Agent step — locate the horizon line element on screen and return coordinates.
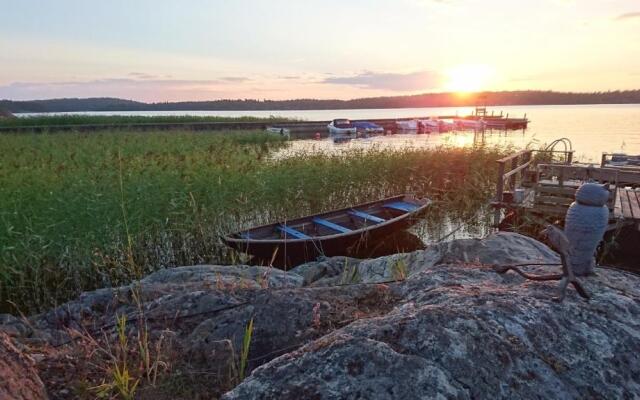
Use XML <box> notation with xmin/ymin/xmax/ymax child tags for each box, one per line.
<box><xmin>2</xmin><ymin>88</ymin><xmax>640</xmax><ymax>104</ymax></box>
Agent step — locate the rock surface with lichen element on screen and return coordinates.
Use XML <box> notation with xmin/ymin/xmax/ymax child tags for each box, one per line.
<box><xmin>1</xmin><ymin>232</ymin><xmax>639</xmax><ymax>399</ymax></box>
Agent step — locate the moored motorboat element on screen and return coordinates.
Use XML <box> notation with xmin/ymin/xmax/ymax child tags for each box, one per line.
<box><xmin>223</xmin><ymin>194</ymin><xmax>431</xmax><ymax>267</ymax></box>
<box><xmin>416</xmin><ymin>118</ymin><xmax>449</xmax><ymax>133</ymax></box>
<box><xmin>628</xmin><ymin>156</ymin><xmax>640</xmax><ymax>166</ymax></box>
<box><xmin>396</xmin><ymin>119</ymin><xmax>418</xmax><ymax>130</ymax></box>
<box><xmin>327</xmin><ymin>119</ymin><xmax>357</xmax><ymax>135</ymax></box>
<box><xmin>607</xmin><ymin>152</ymin><xmax>629</xmax><ymax>167</ymax></box>
<box><xmin>419</xmin><ymin>119</ymin><xmax>440</xmax><ymax>132</ymax></box>
<box><xmin>352</xmin><ymin>121</ymin><xmax>384</xmax><ymax>136</ymax></box>
<box><xmin>454</xmin><ymin>117</ymin><xmax>487</xmax><ymax>130</ymax></box>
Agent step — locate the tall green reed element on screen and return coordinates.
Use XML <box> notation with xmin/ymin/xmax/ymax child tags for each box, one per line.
<box><xmin>0</xmin><ymin>129</ymin><xmax>506</xmax><ymax>313</ymax></box>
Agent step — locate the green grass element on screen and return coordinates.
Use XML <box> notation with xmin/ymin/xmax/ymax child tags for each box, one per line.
<box><xmin>0</xmin><ymin>130</ymin><xmax>507</xmax><ymax>313</ymax></box>
<box><xmin>0</xmin><ymin>114</ymin><xmax>296</xmax><ymax>128</ymax></box>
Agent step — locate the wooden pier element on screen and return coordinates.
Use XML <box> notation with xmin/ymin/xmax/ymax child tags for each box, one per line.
<box><xmin>0</xmin><ymin>115</ymin><xmax>529</xmax><ymax>137</ymax></box>
<box><xmin>491</xmin><ymin>149</ymin><xmax>640</xmax><ymax>231</ymax></box>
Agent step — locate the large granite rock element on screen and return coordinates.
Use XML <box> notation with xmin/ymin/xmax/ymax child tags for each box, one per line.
<box><xmin>0</xmin><ymin>332</ymin><xmax>48</xmax><ymax>400</ymax></box>
<box><xmin>225</xmin><ymin>233</ymin><xmax>640</xmax><ymax>399</ymax></box>
<box><xmin>21</xmin><ymin>263</ymin><xmax>401</xmax><ymax>398</ymax></box>
<box><xmin>3</xmin><ymin>232</ymin><xmax>639</xmax><ymax>399</ymax></box>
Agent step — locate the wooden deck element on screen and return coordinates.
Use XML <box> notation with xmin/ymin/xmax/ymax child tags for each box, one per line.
<box><xmin>491</xmin><ymin>149</ymin><xmax>640</xmax><ymax>231</ymax></box>
<box><xmin>615</xmin><ymin>188</ymin><xmax>640</xmax><ymax>222</ymax></box>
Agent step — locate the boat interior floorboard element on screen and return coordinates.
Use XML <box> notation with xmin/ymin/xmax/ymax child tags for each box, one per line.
<box><xmin>383</xmin><ymin>201</ymin><xmax>419</xmax><ymax>212</ymax></box>
<box><xmin>312</xmin><ymin>217</ymin><xmax>352</xmax><ymax>233</ymax></box>
<box><xmin>277</xmin><ymin>224</ymin><xmax>311</xmax><ymax>239</ymax></box>
<box><xmin>348</xmin><ymin>210</ymin><xmax>386</xmax><ymax>224</ymax></box>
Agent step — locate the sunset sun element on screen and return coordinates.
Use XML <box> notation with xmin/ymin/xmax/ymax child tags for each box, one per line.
<box><xmin>446</xmin><ymin>64</ymin><xmax>495</xmax><ymax>93</ymax></box>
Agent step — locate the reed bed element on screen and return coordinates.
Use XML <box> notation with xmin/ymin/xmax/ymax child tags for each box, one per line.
<box><xmin>0</xmin><ymin>130</ymin><xmax>507</xmax><ymax>313</ymax></box>
<box><xmin>0</xmin><ymin>114</ymin><xmax>296</xmax><ymax>128</ymax></box>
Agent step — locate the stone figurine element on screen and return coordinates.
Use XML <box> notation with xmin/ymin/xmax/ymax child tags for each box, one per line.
<box><xmin>564</xmin><ymin>182</ymin><xmax>610</xmax><ymax>276</ymax></box>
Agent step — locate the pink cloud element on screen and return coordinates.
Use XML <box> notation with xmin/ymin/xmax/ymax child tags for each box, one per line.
<box><xmin>323</xmin><ymin>70</ymin><xmax>443</xmax><ymax>91</ymax></box>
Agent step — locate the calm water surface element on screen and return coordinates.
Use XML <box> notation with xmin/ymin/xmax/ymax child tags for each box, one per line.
<box><xmin>267</xmin><ymin>104</ymin><xmax>639</xmax><ymax>162</ymax></box>
<box><xmin>23</xmin><ymin>104</ymin><xmax>640</xmax><ymax>162</ymax></box>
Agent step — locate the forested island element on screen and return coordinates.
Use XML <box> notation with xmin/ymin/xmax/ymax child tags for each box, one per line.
<box><xmin>2</xmin><ymin>90</ymin><xmax>640</xmax><ymax>113</ymax></box>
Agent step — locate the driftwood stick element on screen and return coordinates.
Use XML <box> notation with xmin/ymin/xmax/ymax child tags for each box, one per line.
<box><xmin>494</xmin><ymin>225</ymin><xmax>590</xmax><ymax>302</ymax></box>
<box><xmin>555</xmin><ymin>278</ymin><xmax>570</xmax><ymax>302</ymax></box>
<box><xmin>555</xmin><ymin>249</ymin><xmax>590</xmax><ymax>302</ymax></box>
<box><xmin>493</xmin><ymin>265</ymin><xmax>563</xmax><ymax>281</ymax></box>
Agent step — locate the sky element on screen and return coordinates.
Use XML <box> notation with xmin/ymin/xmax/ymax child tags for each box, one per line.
<box><xmin>0</xmin><ymin>0</ymin><xmax>639</xmax><ymax>102</ymax></box>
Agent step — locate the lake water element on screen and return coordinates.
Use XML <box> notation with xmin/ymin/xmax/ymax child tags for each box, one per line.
<box><xmin>21</xmin><ymin>104</ymin><xmax>640</xmax><ymax>162</ymax></box>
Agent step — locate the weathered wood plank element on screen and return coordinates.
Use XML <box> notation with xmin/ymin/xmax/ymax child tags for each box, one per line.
<box><xmin>530</xmin><ymin>204</ymin><xmax>570</xmax><ymax>217</ymax></box>
<box><xmin>498</xmin><ymin>150</ymin><xmax>531</xmax><ymax>164</ymax></box>
<box><xmin>503</xmin><ymin>160</ymin><xmax>532</xmax><ymax>179</ymax></box>
<box><xmin>535</xmin><ymin>196</ymin><xmax>574</xmax><ymax>206</ymax></box>
<box><xmin>620</xmin><ymin>189</ymin><xmax>633</xmax><ymax>219</ymax></box>
<box><xmin>537</xmin><ymin>180</ymin><xmax>582</xmax><ymax>189</ymax></box>
<box><xmin>614</xmin><ymin>188</ymin><xmax>623</xmax><ymax>219</ymax></box>
<box><xmin>535</xmin><ymin>185</ymin><xmax>577</xmax><ymax>196</ymax></box>
<box><xmin>628</xmin><ymin>189</ymin><xmax>640</xmax><ymax>220</ymax></box>
<box><xmin>538</xmin><ymin>164</ymin><xmax>640</xmax><ymax>185</ymax></box>
<box><xmin>494</xmin><ymin>161</ymin><xmax>506</xmax><ymax>226</ymax></box>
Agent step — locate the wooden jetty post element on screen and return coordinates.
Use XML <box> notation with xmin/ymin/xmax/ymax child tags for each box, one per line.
<box><xmin>493</xmin><ymin>149</ymin><xmax>537</xmax><ymax>226</ymax></box>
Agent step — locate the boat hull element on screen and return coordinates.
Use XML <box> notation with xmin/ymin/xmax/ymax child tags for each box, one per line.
<box><xmin>223</xmin><ymin>194</ymin><xmax>430</xmax><ymax>268</ymax></box>
<box><xmin>328</xmin><ymin>126</ymin><xmax>357</xmax><ymax>135</ymax></box>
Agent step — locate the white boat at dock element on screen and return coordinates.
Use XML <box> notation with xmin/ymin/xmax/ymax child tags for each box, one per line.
<box><xmin>327</xmin><ymin>119</ymin><xmax>357</xmax><ymax>135</ymax></box>
<box><xmin>602</xmin><ymin>152</ymin><xmax>640</xmax><ymax>168</ymax></box>
<box><xmin>397</xmin><ymin>118</ymin><xmax>456</xmax><ymax>133</ymax></box>
<box><xmin>454</xmin><ymin>118</ymin><xmax>487</xmax><ymax>130</ymax></box>
<box><xmin>352</xmin><ymin>121</ymin><xmax>384</xmax><ymax>135</ymax></box>
<box><xmin>395</xmin><ymin>120</ymin><xmax>418</xmax><ymax>130</ymax></box>
<box><xmin>419</xmin><ymin>118</ymin><xmax>456</xmax><ymax>133</ymax></box>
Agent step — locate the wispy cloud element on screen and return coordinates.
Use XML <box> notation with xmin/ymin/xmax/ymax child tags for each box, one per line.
<box><xmin>323</xmin><ymin>70</ymin><xmax>442</xmax><ymax>91</ymax></box>
<box><xmin>615</xmin><ymin>12</ymin><xmax>640</xmax><ymax>21</ymax></box>
<box><xmin>219</xmin><ymin>76</ymin><xmax>251</xmax><ymax>83</ymax></box>
<box><xmin>127</xmin><ymin>72</ymin><xmax>158</xmax><ymax>80</ymax></box>
<box><xmin>278</xmin><ymin>75</ymin><xmax>302</xmax><ymax>80</ymax></box>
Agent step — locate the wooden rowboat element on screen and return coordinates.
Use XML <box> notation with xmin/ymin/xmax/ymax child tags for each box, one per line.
<box><xmin>223</xmin><ymin>194</ymin><xmax>431</xmax><ymax>268</ymax></box>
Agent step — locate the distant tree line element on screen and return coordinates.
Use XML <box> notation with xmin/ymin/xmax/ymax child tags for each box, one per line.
<box><xmin>2</xmin><ymin>90</ymin><xmax>640</xmax><ymax>113</ymax></box>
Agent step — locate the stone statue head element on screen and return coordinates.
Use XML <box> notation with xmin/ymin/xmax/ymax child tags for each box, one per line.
<box><xmin>575</xmin><ymin>183</ymin><xmax>609</xmax><ymax>207</ymax></box>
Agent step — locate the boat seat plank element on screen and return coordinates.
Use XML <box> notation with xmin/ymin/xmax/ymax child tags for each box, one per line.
<box><xmin>312</xmin><ymin>218</ymin><xmax>352</xmax><ymax>233</ymax></box>
<box><xmin>348</xmin><ymin>210</ymin><xmax>385</xmax><ymax>224</ymax></box>
<box><xmin>383</xmin><ymin>201</ymin><xmax>419</xmax><ymax>213</ymax></box>
<box><xmin>277</xmin><ymin>225</ymin><xmax>311</xmax><ymax>239</ymax></box>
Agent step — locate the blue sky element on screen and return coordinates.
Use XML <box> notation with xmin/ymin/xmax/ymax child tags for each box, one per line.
<box><xmin>1</xmin><ymin>0</ymin><xmax>638</xmax><ymax>101</ymax></box>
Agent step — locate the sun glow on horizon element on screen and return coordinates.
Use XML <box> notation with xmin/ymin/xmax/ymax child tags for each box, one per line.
<box><xmin>445</xmin><ymin>65</ymin><xmax>495</xmax><ymax>93</ymax></box>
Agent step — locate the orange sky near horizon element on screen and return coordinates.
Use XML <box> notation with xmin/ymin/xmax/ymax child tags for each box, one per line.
<box><xmin>0</xmin><ymin>0</ymin><xmax>639</xmax><ymax>102</ymax></box>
